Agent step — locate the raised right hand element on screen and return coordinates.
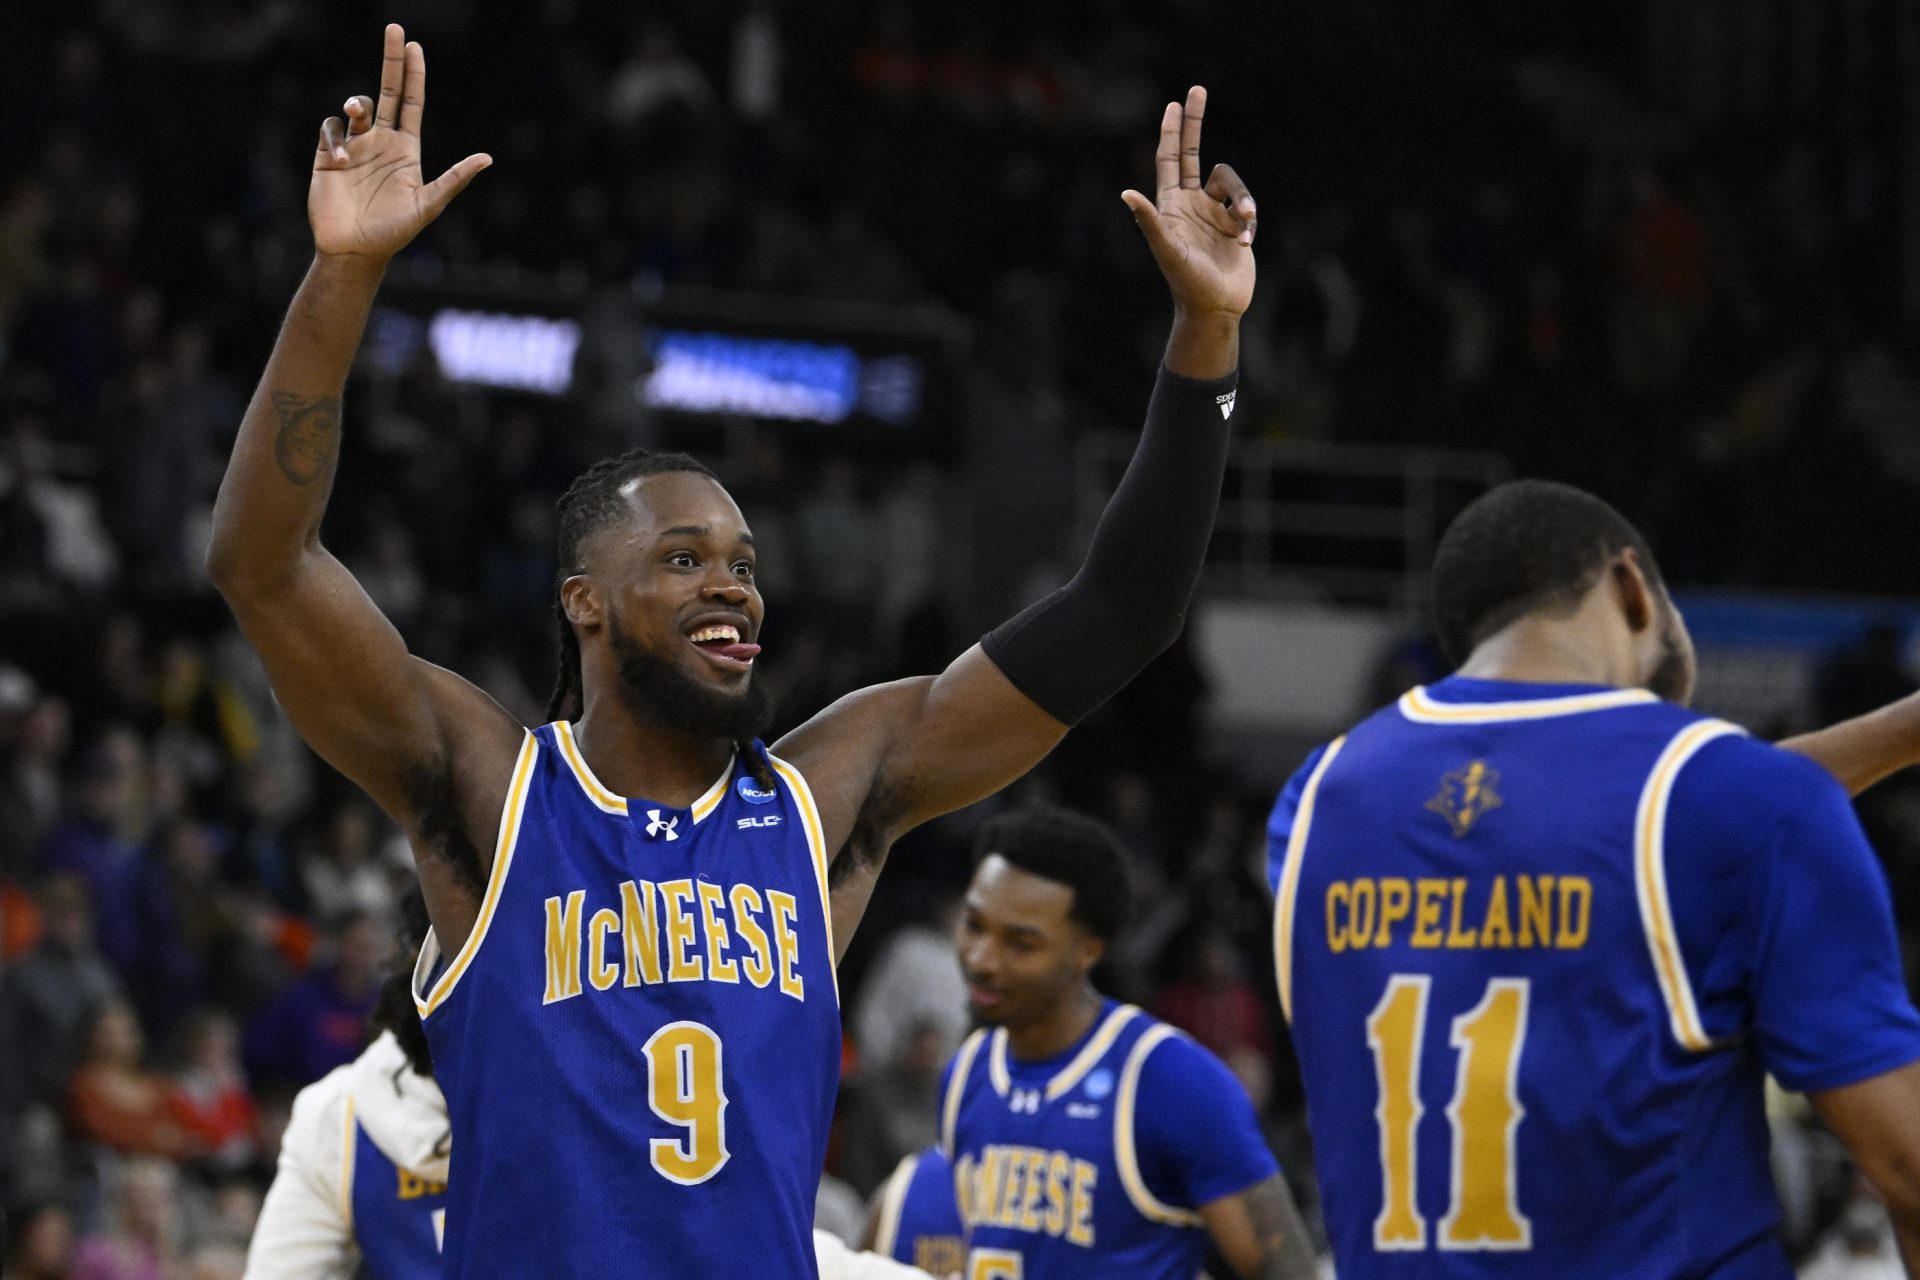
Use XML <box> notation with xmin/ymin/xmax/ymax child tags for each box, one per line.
<box><xmin>310</xmin><ymin>23</ymin><xmax>491</xmax><ymax>262</ymax></box>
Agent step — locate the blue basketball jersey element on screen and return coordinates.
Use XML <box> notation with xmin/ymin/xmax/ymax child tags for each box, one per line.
<box><xmin>413</xmin><ymin>722</ymin><xmax>840</xmax><ymax>1278</ymax></box>
<box><xmin>939</xmin><ymin>1000</ymin><xmax>1278</xmax><ymax>1279</ymax></box>
<box><xmin>1269</xmin><ymin>678</ymin><xmax>1920</xmax><ymax>1278</ymax></box>
<box><xmin>873</xmin><ymin>1147</ymin><xmax>966</xmax><ymax>1276</ymax></box>
<box><xmin>347</xmin><ymin>1116</ymin><xmax>445</xmax><ymax>1279</ymax></box>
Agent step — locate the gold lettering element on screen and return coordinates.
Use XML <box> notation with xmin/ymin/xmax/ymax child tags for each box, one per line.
<box><xmin>697</xmin><ymin>882</ymin><xmax>740</xmax><ymax>983</ymax></box>
<box><xmin>980</xmin><ymin>1148</ymin><xmax>1010</xmax><ymax>1227</ymax></box>
<box><xmin>1480</xmin><ymin>875</ymin><xmax>1514</xmax><ymax>948</ymax></box>
<box><xmin>954</xmin><ymin>1153</ymin><xmax>976</xmax><ymax>1226</ymax></box>
<box><xmin>1326</xmin><ymin>881</ymin><xmax>1351</xmax><ymax>953</ymax></box>
<box><xmin>768</xmin><ymin>889</ymin><xmax>806</xmax><ymax>1001</ymax></box>
<box><xmin>1069</xmin><ymin>1160</ymin><xmax>1098</xmax><ymax>1246</ymax></box>
<box><xmin>619</xmin><ymin>879</ymin><xmax>663</xmax><ymax>986</ymax></box>
<box><xmin>1377</xmin><ymin>877</ymin><xmax>1412</xmax><ymax>947</ymax></box>
<box><xmin>1557</xmin><ymin>876</ymin><xmax>1592</xmax><ymax>948</ymax></box>
<box><xmin>1017</xmin><ymin>1148</ymin><xmax>1047</xmax><ymax>1232</ymax></box>
<box><xmin>1445</xmin><ymin>878</ymin><xmax>1478</xmax><ymax>948</ymax></box>
<box><xmin>1350</xmin><ymin>878</ymin><xmax>1378</xmax><ymax>949</ymax></box>
<box><xmin>587</xmin><ymin>907</ymin><xmax>620</xmax><ymax>991</ymax></box>
<box><xmin>730</xmin><ymin>885</ymin><xmax>775</xmax><ymax>988</ymax></box>
<box><xmin>658</xmin><ymin>879</ymin><xmax>703</xmax><ymax>982</ymax></box>
<box><xmin>541</xmin><ymin>890</ymin><xmax>586</xmax><ymax>1004</ymax></box>
<box><xmin>1044</xmin><ymin>1151</ymin><xmax>1071</xmax><ymax>1236</ymax></box>
<box><xmin>1518</xmin><ymin>875</ymin><xmax>1554</xmax><ymax>948</ymax></box>
<box><xmin>395</xmin><ymin>1169</ymin><xmax>444</xmax><ymax>1199</ymax></box>
<box><xmin>997</xmin><ymin>1147</ymin><xmax>1028</xmax><ymax>1226</ymax></box>
<box><xmin>1411</xmin><ymin>879</ymin><xmax>1446</xmax><ymax>947</ymax></box>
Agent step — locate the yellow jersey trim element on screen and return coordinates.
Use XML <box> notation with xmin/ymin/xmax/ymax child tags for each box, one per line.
<box><xmin>1114</xmin><ymin>1024</ymin><xmax>1205</xmax><ymax>1227</ymax></box>
<box><xmin>766</xmin><ymin>753</ymin><xmax>839</xmax><ymax>1004</ymax></box>
<box><xmin>873</xmin><ymin>1151</ymin><xmax>920</xmax><ymax>1258</ymax></box>
<box><xmin>1398</xmin><ymin>685</ymin><xmax>1658</xmax><ymax>725</ymax></box>
<box><xmin>338</xmin><ymin>1093</ymin><xmax>356</xmax><ymax>1232</ymax></box>
<box><xmin>987</xmin><ymin>1029</ymin><xmax>1012</xmax><ymax>1098</ymax></box>
<box><xmin>1634</xmin><ymin>719</ymin><xmax>1744</xmax><ymax>1053</ymax></box>
<box><xmin>1273</xmin><ymin>736</ymin><xmax>1346</xmax><ymax>1023</ymax></box>
<box><xmin>413</xmin><ymin>730</ymin><xmax>539</xmax><ymax>1019</ymax></box>
<box><xmin>1044</xmin><ymin>1004</ymin><xmax>1141</xmax><ymax>1102</ymax></box>
<box><xmin>552</xmin><ymin>719</ymin><xmax>627</xmax><ymax>814</ymax></box>
<box><xmin>941</xmin><ymin>1030</ymin><xmax>989</xmax><ymax>1159</ymax></box>
<box><xmin>551</xmin><ymin>720</ymin><xmax>734</xmax><ymax>822</ymax></box>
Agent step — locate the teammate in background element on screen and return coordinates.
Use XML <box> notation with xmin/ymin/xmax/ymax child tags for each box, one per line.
<box><xmin>1269</xmin><ymin>480</ymin><xmax>1920</xmax><ymax>1277</ymax></box>
<box><xmin>207</xmin><ymin>23</ymin><xmax>1257</xmax><ymax>1278</ymax></box>
<box><xmin>246</xmin><ymin>932</ymin><xmax>448</xmax><ymax>1278</ymax></box>
<box><xmin>865</xmin><ymin>1146</ymin><xmax>967</xmax><ymax>1277</ymax></box>
<box><xmin>942</xmin><ymin>807</ymin><xmax>1318</xmax><ymax>1279</ymax></box>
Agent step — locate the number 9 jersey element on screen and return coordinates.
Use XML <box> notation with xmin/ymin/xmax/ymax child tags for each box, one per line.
<box><xmin>1269</xmin><ymin>678</ymin><xmax>1920</xmax><ymax>1278</ymax></box>
<box><xmin>412</xmin><ymin>722</ymin><xmax>840</xmax><ymax>1278</ymax></box>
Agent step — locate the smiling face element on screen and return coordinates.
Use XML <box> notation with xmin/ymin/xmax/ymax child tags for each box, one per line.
<box><xmin>956</xmin><ymin>855</ymin><xmax>1104</xmax><ymax>1032</ymax></box>
<box><xmin>565</xmin><ymin>470</ymin><xmax>775</xmax><ymax>740</ymax></box>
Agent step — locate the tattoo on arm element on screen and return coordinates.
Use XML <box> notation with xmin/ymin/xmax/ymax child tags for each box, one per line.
<box><xmin>271</xmin><ymin>392</ymin><xmax>341</xmax><ymax>486</ymax></box>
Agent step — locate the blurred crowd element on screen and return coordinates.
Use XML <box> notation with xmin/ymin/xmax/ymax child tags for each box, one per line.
<box><xmin>4</xmin><ymin>0</ymin><xmax>1920</xmax><ymax>1274</ymax></box>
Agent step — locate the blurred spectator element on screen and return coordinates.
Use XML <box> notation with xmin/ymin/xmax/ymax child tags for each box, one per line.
<box><xmin>4</xmin><ymin>873</ymin><xmax>122</xmax><ymax>1107</ymax></box>
<box><xmin>1153</xmin><ymin>930</ymin><xmax>1274</xmax><ymax>1106</ymax></box>
<box><xmin>1798</xmin><ymin>1194</ymin><xmax>1904</xmax><ymax>1279</ymax></box>
<box><xmin>1</xmin><ymin>693</ymin><xmax>71</xmax><ymax>867</ymax></box>
<box><xmin>41</xmin><ymin>726</ymin><xmax>149</xmax><ymax>977</ymax></box>
<box><xmin>5</xmin><ymin>1201</ymin><xmax>77</xmax><ymax>1280</ymax></box>
<box><xmin>299</xmin><ymin>803</ymin><xmax>394</xmax><ymax>926</ymax></box>
<box><xmin>242</xmin><ymin>912</ymin><xmax>387</xmax><ymax>1088</ymax></box>
<box><xmin>838</xmin><ymin>1019</ymin><xmax>945</xmax><ymax>1196</ymax></box>
<box><xmin>851</xmin><ymin>898</ymin><xmax>968</xmax><ymax>1073</ymax></box>
<box><xmin>168</xmin><ymin>1010</ymin><xmax>260</xmax><ymax>1173</ymax></box>
<box><xmin>72</xmin><ymin>1158</ymin><xmax>179</xmax><ymax>1280</ymax></box>
<box><xmin>66</xmin><ymin>998</ymin><xmax>200</xmax><ymax>1160</ymax></box>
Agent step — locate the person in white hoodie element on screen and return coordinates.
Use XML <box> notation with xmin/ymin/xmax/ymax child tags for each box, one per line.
<box><xmin>245</xmin><ymin>904</ymin><xmax>931</xmax><ymax>1280</ymax></box>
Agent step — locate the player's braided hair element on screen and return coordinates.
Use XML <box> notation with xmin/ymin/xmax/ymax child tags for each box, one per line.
<box><xmin>546</xmin><ymin>447</ymin><xmax>775</xmax><ymax>790</ymax></box>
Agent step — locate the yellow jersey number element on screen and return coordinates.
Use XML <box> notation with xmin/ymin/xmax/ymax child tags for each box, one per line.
<box><xmin>643</xmin><ymin>1021</ymin><xmax>731</xmax><ymax>1185</ymax></box>
<box><xmin>1365</xmin><ymin>975</ymin><xmax>1532</xmax><ymax>1251</ymax></box>
<box><xmin>968</xmin><ymin>1248</ymin><xmax>1023</xmax><ymax>1280</ymax></box>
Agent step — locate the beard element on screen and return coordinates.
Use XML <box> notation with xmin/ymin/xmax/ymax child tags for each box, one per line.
<box><xmin>607</xmin><ymin>613</ymin><xmax>777</xmax><ymax>743</ymax></box>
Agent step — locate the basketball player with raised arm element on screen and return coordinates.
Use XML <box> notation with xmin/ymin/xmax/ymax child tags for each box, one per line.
<box><xmin>941</xmin><ymin>807</ymin><xmax>1318</xmax><ymax>1279</ymax></box>
<box><xmin>1269</xmin><ymin>480</ymin><xmax>1920</xmax><ymax>1277</ymax></box>
<box><xmin>208</xmin><ymin>24</ymin><xmax>1257</xmax><ymax>1278</ymax></box>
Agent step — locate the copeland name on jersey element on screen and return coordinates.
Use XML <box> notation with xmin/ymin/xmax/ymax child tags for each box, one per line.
<box><xmin>412</xmin><ymin>721</ymin><xmax>839</xmax><ymax>1279</ymax></box>
<box><xmin>1269</xmin><ymin>678</ymin><xmax>1920</xmax><ymax>1278</ymax></box>
<box><xmin>940</xmin><ymin>1000</ymin><xmax>1277</xmax><ymax>1280</ymax></box>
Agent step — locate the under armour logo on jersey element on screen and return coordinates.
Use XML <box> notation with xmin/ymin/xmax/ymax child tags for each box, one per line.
<box><xmin>644</xmin><ymin>809</ymin><xmax>680</xmax><ymax>841</ymax></box>
<box><xmin>1215</xmin><ymin>390</ymin><xmax>1236</xmax><ymax>420</ymax></box>
<box><xmin>1008</xmin><ymin>1088</ymin><xmax>1042</xmax><ymax>1114</ymax></box>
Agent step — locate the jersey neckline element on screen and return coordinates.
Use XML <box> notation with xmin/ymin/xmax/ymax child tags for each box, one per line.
<box><xmin>549</xmin><ymin>719</ymin><xmax>734</xmax><ymax>822</ymax></box>
<box><xmin>1400</xmin><ymin>678</ymin><xmax>1658</xmax><ymax>724</ymax></box>
<box><xmin>989</xmin><ymin>1000</ymin><xmax>1140</xmax><ymax>1103</ymax></box>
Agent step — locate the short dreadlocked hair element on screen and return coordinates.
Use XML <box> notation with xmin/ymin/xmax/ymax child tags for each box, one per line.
<box><xmin>548</xmin><ymin>447</ymin><xmax>719</xmax><ymax>723</ymax></box>
<box><xmin>546</xmin><ymin>447</ymin><xmax>775</xmax><ymax>787</ymax></box>
<box><xmin>1430</xmin><ymin>479</ymin><xmax>1664</xmax><ymax>666</ymax></box>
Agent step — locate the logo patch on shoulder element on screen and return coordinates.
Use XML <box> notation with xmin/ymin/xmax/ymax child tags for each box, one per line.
<box><xmin>1426</xmin><ymin>761</ymin><xmax>1502</xmax><ymax>838</ymax></box>
<box><xmin>737</xmin><ymin>776</ymin><xmax>778</xmax><ymax>805</ymax></box>
<box><xmin>1082</xmin><ymin>1068</ymin><xmax>1114</xmax><ymax>1101</ymax></box>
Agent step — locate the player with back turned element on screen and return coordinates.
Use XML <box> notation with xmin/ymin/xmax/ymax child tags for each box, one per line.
<box><xmin>1269</xmin><ymin>480</ymin><xmax>1920</xmax><ymax>1277</ymax></box>
<box><xmin>939</xmin><ymin>807</ymin><xmax>1318</xmax><ymax>1279</ymax></box>
<box><xmin>208</xmin><ymin>23</ymin><xmax>1259</xmax><ymax>1279</ymax></box>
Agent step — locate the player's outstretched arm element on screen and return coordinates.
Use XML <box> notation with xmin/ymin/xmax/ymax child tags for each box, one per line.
<box><xmin>777</xmin><ymin>88</ymin><xmax>1254</xmax><ymax>933</ymax></box>
<box><xmin>1200</xmin><ymin>1173</ymin><xmax>1320</xmax><ymax>1280</ymax></box>
<box><xmin>1809</xmin><ymin>1062</ymin><xmax>1920</xmax><ymax>1275</ymax></box>
<box><xmin>207</xmin><ymin>26</ymin><xmax>516</xmax><ymax>936</ymax></box>
<box><xmin>1778</xmin><ymin>688</ymin><xmax>1920</xmax><ymax>797</ymax></box>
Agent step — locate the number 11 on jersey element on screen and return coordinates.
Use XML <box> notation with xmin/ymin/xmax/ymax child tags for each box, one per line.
<box><xmin>1365</xmin><ymin>975</ymin><xmax>1532</xmax><ymax>1251</ymax></box>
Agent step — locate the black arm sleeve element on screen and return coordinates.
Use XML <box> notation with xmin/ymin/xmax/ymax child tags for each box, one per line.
<box><xmin>981</xmin><ymin>365</ymin><xmax>1238</xmax><ymax>725</ymax></box>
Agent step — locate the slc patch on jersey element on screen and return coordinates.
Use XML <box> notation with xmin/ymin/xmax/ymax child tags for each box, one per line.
<box><xmin>1426</xmin><ymin>760</ymin><xmax>1502</xmax><ymax>837</ymax></box>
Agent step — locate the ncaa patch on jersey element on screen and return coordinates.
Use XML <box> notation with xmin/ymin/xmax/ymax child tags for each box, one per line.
<box><xmin>737</xmin><ymin>776</ymin><xmax>778</xmax><ymax>804</ymax></box>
